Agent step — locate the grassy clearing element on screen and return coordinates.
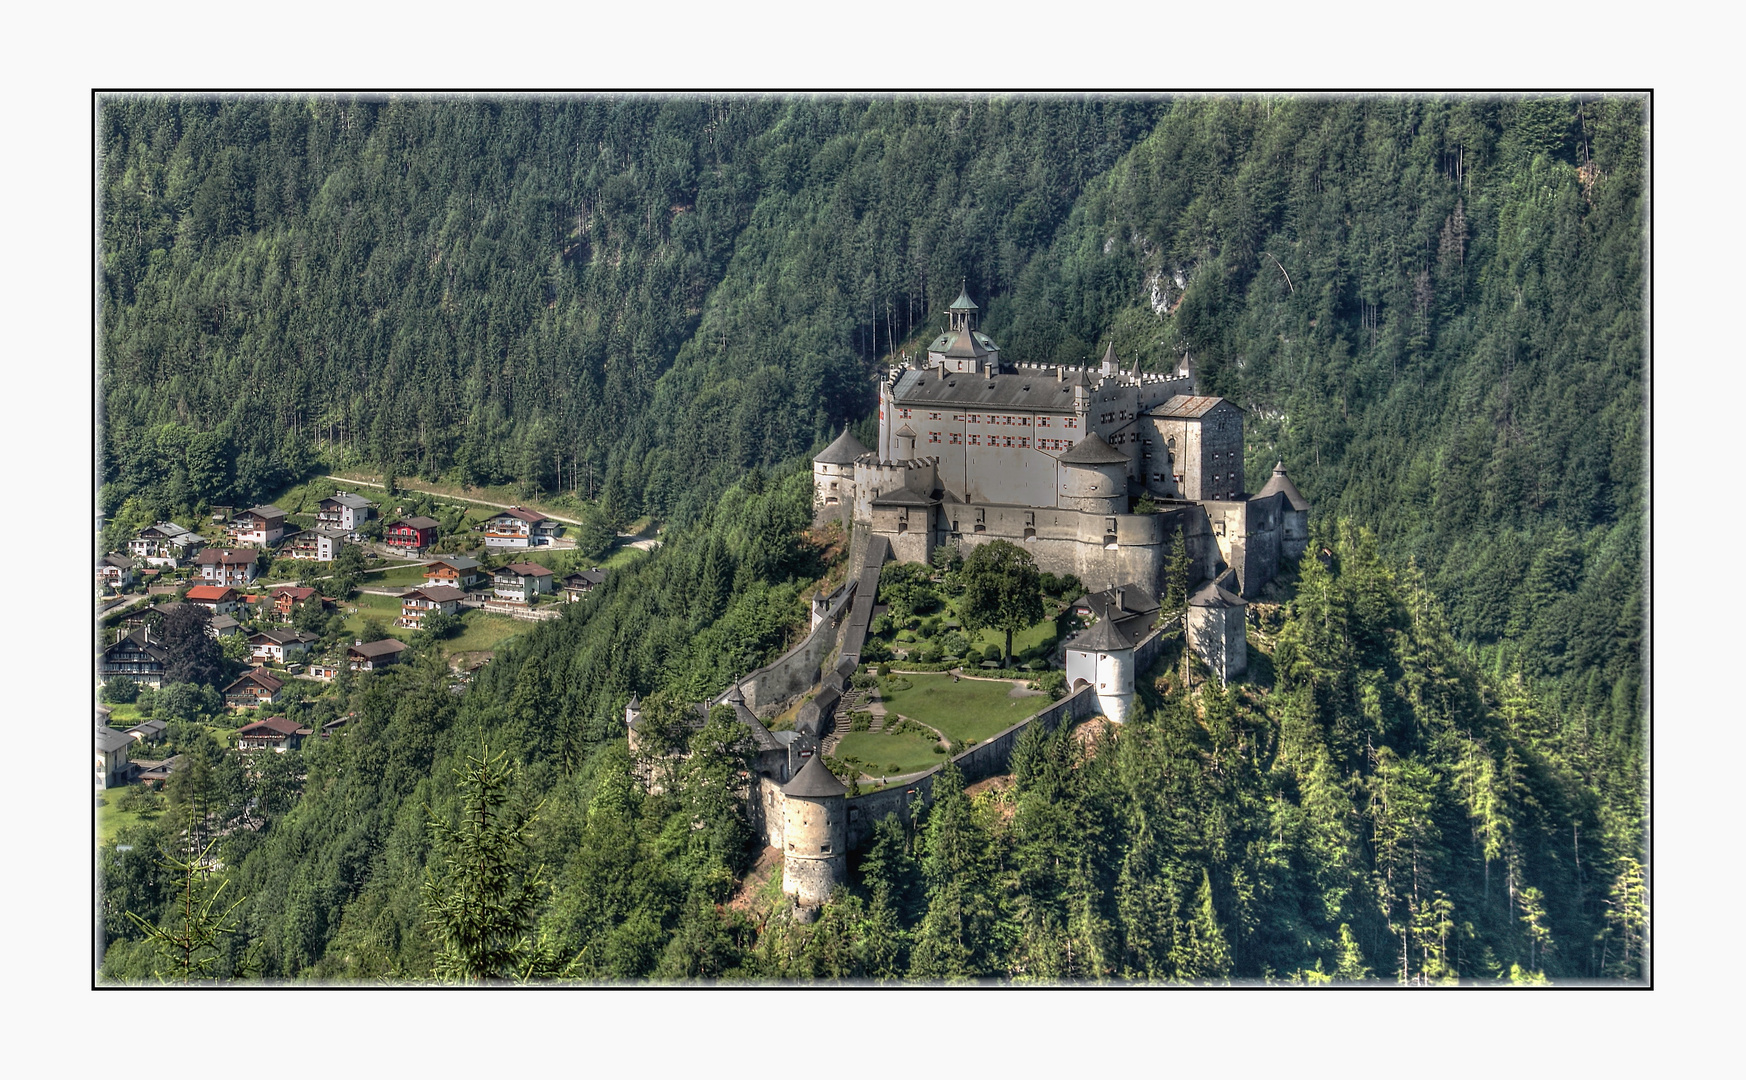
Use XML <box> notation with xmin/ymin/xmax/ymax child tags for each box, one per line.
<box><xmin>831</xmin><ymin>730</ymin><xmax>944</xmax><ymax>778</ymax></box>
<box><xmin>441</xmin><ymin>611</ymin><xmax>523</xmax><ymax>657</ymax></box>
<box><xmin>340</xmin><ymin>592</ymin><xmax>412</xmax><ymax>641</ymax></box>
<box><xmin>970</xmin><ymin>616</ymin><xmax>1058</xmax><ymax>660</ymax></box>
<box><xmin>361</xmin><ymin>563</ymin><xmax>430</xmax><ymax>588</ymax></box>
<box><xmin>97</xmin><ymin>795</ymin><xmax>165</xmax><ymax>846</ymax></box>
<box><xmin>879</xmin><ymin>672</ymin><xmax>1043</xmax><ymax>744</ymax></box>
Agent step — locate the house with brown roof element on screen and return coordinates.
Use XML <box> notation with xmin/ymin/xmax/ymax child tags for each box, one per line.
<box><xmin>185</xmin><ymin>584</ymin><xmax>240</xmax><ymax>615</ymax></box>
<box><xmin>238</xmin><ymin>715</ymin><xmax>310</xmax><ymax>752</ymax></box>
<box><xmin>100</xmin><ymin>628</ymin><xmax>170</xmax><ymax>689</ymax></box>
<box><xmin>347</xmin><ymin>638</ymin><xmax>410</xmax><ymax>670</ymax></box>
<box><xmin>423</xmin><ymin>556</ymin><xmax>484</xmax><ymax>590</ymax></box>
<box><xmin>268</xmin><ymin>585</ymin><xmax>322</xmax><ymax>621</ymax></box>
<box><xmin>493</xmin><ymin>562</ymin><xmax>554</xmax><ymax>603</ymax></box>
<box><xmin>230</xmin><ymin>505</ymin><xmax>289</xmax><ymax>548</ymax></box>
<box><xmin>224</xmin><ymin>667</ymin><xmax>284</xmax><ymax>707</ymax></box>
<box><xmin>195</xmin><ymin>548</ymin><xmax>259</xmax><ymax>586</ymax></box>
<box><xmin>562</xmin><ymin>568</ymin><xmax>606</xmax><ymax>601</ymax></box>
<box><xmin>399</xmin><ymin>585</ymin><xmax>465</xmax><ymax>630</ymax></box>
<box><xmin>385</xmin><ymin>517</ymin><xmax>441</xmax><ymax>553</ymax></box>
<box><xmin>281</xmin><ymin>527</ymin><xmax>346</xmax><ymax>562</ymax></box>
<box><xmin>483</xmin><ymin>507</ymin><xmax>559</xmax><ymax>549</ymax></box>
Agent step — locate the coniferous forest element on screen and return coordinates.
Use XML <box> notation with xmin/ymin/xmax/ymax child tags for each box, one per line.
<box><xmin>97</xmin><ymin>94</ymin><xmax>1646</xmax><ymax>983</ymax></box>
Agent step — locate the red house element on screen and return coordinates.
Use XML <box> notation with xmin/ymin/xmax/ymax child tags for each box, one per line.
<box><xmin>269</xmin><ymin>585</ymin><xmax>322</xmax><ymax>620</ymax></box>
<box><xmin>385</xmin><ymin>517</ymin><xmax>441</xmax><ymax>553</ymax></box>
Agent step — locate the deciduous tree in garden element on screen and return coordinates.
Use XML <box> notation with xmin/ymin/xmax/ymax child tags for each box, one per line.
<box><xmin>957</xmin><ymin>540</ymin><xmax>1042</xmax><ymax>667</ymax></box>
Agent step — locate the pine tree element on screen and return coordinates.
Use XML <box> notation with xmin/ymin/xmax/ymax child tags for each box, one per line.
<box><xmin>123</xmin><ymin>840</ymin><xmax>244</xmax><ymax>983</ymax></box>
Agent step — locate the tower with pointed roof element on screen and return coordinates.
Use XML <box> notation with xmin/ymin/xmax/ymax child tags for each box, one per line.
<box><xmin>780</xmin><ymin>754</ymin><xmax>848</xmax><ymax>907</ymax></box>
<box><xmin>1186</xmin><ymin>577</ymin><xmax>1247</xmax><ymax>682</ymax></box>
<box><xmin>812</xmin><ymin>426</ymin><xmax>868</xmax><ymax>526</ymax></box>
<box><xmin>1255</xmin><ymin>461</ymin><xmax>1310</xmax><ymax>560</ymax></box>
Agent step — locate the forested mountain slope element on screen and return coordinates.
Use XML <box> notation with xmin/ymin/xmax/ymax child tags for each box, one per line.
<box><xmin>98</xmin><ymin>95</ymin><xmax>1646</xmax><ymax>984</ymax></box>
<box><xmin>99</xmin><ymin>95</ymin><xmax>1161</xmax><ymax>524</ymax></box>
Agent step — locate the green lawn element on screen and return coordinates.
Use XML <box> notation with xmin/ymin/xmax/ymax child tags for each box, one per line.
<box><xmin>879</xmin><ymin>672</ymin><xmax>1046</xmax><ymax>744</ymax></box>
<box><xmin>362</xmin><ymin>563</ymin><xmax>431</xmax><ymax>588</ymax></box>
<box><xmin>831</xmin><ymin>730</ymin><xmax>945</xmax><ymax>778</ymax></box>
<box><xmin>441</xmin><ymin>610</ymin><xmax>523</xmax><ymax>657</ymax></box>
<box><xmin>970</xmin><ymin>616</ymin><xmax>1058</xmax><ymax>660</ymax></box>
<box><xmin>341</xmin><ymin>592</ymin><xmax>412</xmax><ymax>641</ymax></box>
<box><xmin>96</xmin><ymin>795</ymin><xmax>164</xmax><ymax>846</ymax></box>
<box><xmin>102</xmin><ymin>703</ymin><xmax>146</xmax><ymax>724</ymax></box>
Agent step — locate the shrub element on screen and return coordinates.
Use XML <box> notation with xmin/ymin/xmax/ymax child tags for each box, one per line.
<box><xmin>920</xmin><ymin>647</ymin><xmax>943</xmax><ymax>664</ymax></box>
<box><xmin>932</xmin><ymin>744</ymin><xmax>947</xmax><ymax>754</ymax></box>
<box><xmin>982</xmin><ymin>644</ymin><xmax>1002</xmax><ymax>663</ymax></box>
<box><xmin>101</xmin><ymin>677</ymin><xmax>141</xmax><ymax>705</ymax></box>
<box><xmin>1037</xmin><ymin>670</ymin><xmax>1067</xmax><ymax>700</ymax></box>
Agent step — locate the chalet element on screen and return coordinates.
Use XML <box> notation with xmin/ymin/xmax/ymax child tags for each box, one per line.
<box><xmin>281</xmin><ymin>527</ymin><xmax>345</xmax><ymax>562</ymax></box>
<box><xmin>195</xmin><ymin>548</ymin><xmax>259</xmax><ymax>586</ymax></box>
<box><xmin>348</xmin><ymin>638</ymin><xmax>410</xmax><ymax>671</ymax></box>
<box><xmin>99</xmin><ymin>553</ymin><xmax>137</xmax><ymax>591</ymax></box>
<box><xmin>321</xmin><ymin>714</ymin><xmax>352</xmax><ymax>738</ymax></box>
<box><xmin>100</xmin><ymin>628</ymin><xmax>169</xmax><ymax>689</ymax></box>
<box><xmin>230</xmin><ymin>505</ymin><xmax>289</xmax><ymax>548</ymax></box>
<box><xmin>125</xmin><ymin>718</ymin><xmax>169</xmax><ymax>745</ymax></box>
<box><xmin>250</xmin><ymin>628</ymin><xmax>318</xmax><ymax>664</ymax></box>
<box><xmin>399</xmin><ymin>585</ymin><xmax>466</xmax><ymax>630</ymax></box>
<box><xmin>423</xmin><ymin>556</ymin><xmax>484</xmax><ymax>590</ymax></box>
<box><xmin>97</xmin><ymin>728</ymin><xmax>133</xmax><ymax>789</ymax></box>
<box><xmin>185</xmin><ymin>584</ymin><xmax>240</xmax><ymax>615</ymax></box>
<box><xmin>268</xmin><ymin>585</ymin><xmax>322</xmax><ymax>620</ymax></box>
<box><xmin>238</xmin><ymin>715</ymin><xmax>310</xmax><ymax>752</ymax></box>
<box><xmin>482</xmin><ymin>507</ymin><xmax>560</xmax><ymax>549</ymax></box>
<box><xmin>385</xmin><ymin>517</ymin><xmax>441</xmax><ymax>554</ymax></box>
<box><xmin>316</xmin><ymin>492</ymin><xmax>376</xmax><ymax>532</ymax></box>
<box><xmin>208</xmin><ymin>614</ymin><xmax>241</xmax><ymax>638</ymax></box>
<box><xmin>563</xmin><ymin>568</ymin><xmax>607</xmax><ymax>601</ymax></box>
<box><xmin>128</xmin><ymin>522</ymin><xmax>204</xmax><ymax>567</ymax></box>
<box><xmin>224</xmin><ymin>668</ymin><xmax>284</xmax><ymax>707</ymax></box>
<box><xmin>493</xmin><ymin>562</ymin><xmax>554</xmax><ymax>603</ymax></box>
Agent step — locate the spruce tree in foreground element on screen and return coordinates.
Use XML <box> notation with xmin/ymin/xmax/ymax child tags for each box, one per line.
<box><xmin>422</xmin><ymin>746</ymin><xmax>573</xmax><ymax>982</ymax></box>
<box><xmin>122</xmin><ymin>839</ymin><xmax>244</xmax><ymax>983</ymax></box>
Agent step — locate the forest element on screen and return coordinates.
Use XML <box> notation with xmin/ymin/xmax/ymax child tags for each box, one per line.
<box><xmin>97</xmin><ymin>94</ymin><xmax>1646</xmax><ymax>983</ymax></box>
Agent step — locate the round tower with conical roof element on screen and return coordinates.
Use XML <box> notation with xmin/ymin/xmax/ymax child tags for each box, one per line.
<box><xmin>1255</xmin><ymin>461</ymin><xmax>1311</xmax><ymax>560</ymax></box>
<box><xmin>1056</xmin><ymin>431</ymin><xmax>1130</xmax><ymax>515</ymax></box>
<box><xmin>781</xmin><ymin>754</ymin><xmax>848</xmax><ymax>907</ymax></box>
<box><xmin>812</xmin><ymin>427</ymin><xmax>868</xmax><ymax>524</ymax></box>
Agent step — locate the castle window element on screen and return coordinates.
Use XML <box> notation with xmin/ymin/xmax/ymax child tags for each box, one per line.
<box><xmin>1018</xmin><ymin>437</ymin><xmax>1029</xmax><ymax>448</ymax></box>
<box><xmin>968</xmin><ymin>434</ymin><xmax>979</xmax><ymax>445</ymax></box>
<box><xmin>1065</xmin><ymin>418</ymin><xmax>1077</xmax><ymax>428</ymax></box>
<box><xmin>928</xmin><ymin>412</ymin><xmax>941</xmax><ymax>420</ymax></box>
<box><xmin>950</xmin><ymin>433</ymin><xmax>963</xmax><ymax>445</ymax></box>
<box><xmin>820</xmin><ymin>844</ymin><xmax>832</xmax><ymax>854</ymax></box>
<box><xmin>1064</xmin><ymin>440</ymin><xmax>1074</xmax><ymax>450</ymax></box>
<box><xmin>1020</xmin><ymin>417</ymin><xmax>1030</xmax><ymax>426</ymax></box>
<box><xmin>899</xmin><ymin>408</ymin><xmax>912</xmax><ymax>418</ymax></box>
<box><xmin>1003</xmin><ymin>436</ymin><xmax>1014</xmax><ymax>447</ymax></box>
<box><xmin>929</xmin><ymin>432</ymin><xmax>940</xmax><ymax>443</ymax></box>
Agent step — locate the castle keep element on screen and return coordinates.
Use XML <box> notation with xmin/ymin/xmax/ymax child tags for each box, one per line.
<box><xmin>814</xmin><ymin>287</ymin><xmax>1311</xmax><ymax>680</ymax></box>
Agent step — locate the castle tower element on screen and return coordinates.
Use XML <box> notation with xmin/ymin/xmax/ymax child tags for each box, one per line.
<box><xmin>1099</xmin><ymin>340</ymin><xmax>1122</xmax><ymax>379</ymax></box>
<box><xmin>1056</xmin><ymin>431</ymin><xmax>1129</xmax><ymax>515</ymax></box>
<box><xmin>780</xmin><ymin>754</ymin><xmax>848</xmax><ymax>908</ymax></box>
<box><xmin>894</xmin><ymin>423</ymin><xmax>918</xmax><ymax>461</ymax></box>
<box><xmin>947</xmin><ymin>280</ymin><xmax>978</xmax><ymax>334</ymax></box>
<box><xmin>1255</xmin><ymin>461</ymin><xmax>1311</xmax><ymax>560</ymax></box>
<box><xmin>812</xmin><ymin>427</ymin><xmax>868</xmax><ymax>524</ymax></box>
<box><xmin>1064</xmin><ymin>614</ymin><xmax>1137</xmax><ymax>723</ymax></box>
<box><xmin>624</xmin><ymin>693</ymin><xmax>643</xmax><ymax>755</ymax></box>
<box><xmin>1187</xmin><ymin>579</ymin><xmax>1247</xmax><ymax>682</ymax></box>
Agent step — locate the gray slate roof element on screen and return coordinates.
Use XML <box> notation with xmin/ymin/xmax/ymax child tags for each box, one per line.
<box><xmin>1069</xmin><ymin>615</ymin><xmax>1139</xmax><ymax>652</ymax></box>
<box><xmin>814</xmin><ymin>427</ymin><xmax>870</xmax><ymax>465</ymax></box>
<box><xmin>783</xmin><ymin>753</ymin><xmax>848</xmax><ymax>798</ymax></box>
<box><xmin>892</xmin><ymin>368</ymin><xmax>1084</xmax><ymax>414</ymax></box>
<box><xmin>1255</xmin><ymin>461</ymin><xmax>1310</xmax><ymax>511</ymax></box>
<box><xmin>1147</xmin><ymin>395</ymin><xmax>1241</xmax><ymax>419</ymax></box>
<box><xmin>323</xmin><ymin>493</ymin><xmax>375</xmax><ymax>509</ymax></box>
<box><xmin>97</xmin><ymin>729</ymin><xmax>133</xmax><ymax>754</ymax></box>
<box><xmin>944</xmin><ymin>326</ymin><xmax>988</xmax><ymax>359</ymax></box>
<box><xmin>1189</xmin><ymin>580</ymin><xmax>1246</xmax><ymax>608</ymax></box>
<box><xmin>1057</xmin><ymin>431</ymin><xmax>1130</xmax><ymax>466</ymax></box>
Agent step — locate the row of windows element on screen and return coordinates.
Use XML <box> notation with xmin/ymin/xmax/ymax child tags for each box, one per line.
<box><xmin>898</xmin><ymin>411</ymin><xmax>1079</xmax><ymax>428</ymax></box>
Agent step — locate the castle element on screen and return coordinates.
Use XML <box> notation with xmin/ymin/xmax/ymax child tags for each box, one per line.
<box><xmin>814</xmin><ymin>286</ymin><xmax>1310</xmax><ymax>715</ymax></box>
<box><xmin>633</xmin><ymin>290</ymin><xmax>1313</xmax><ymax>914</ymax></box>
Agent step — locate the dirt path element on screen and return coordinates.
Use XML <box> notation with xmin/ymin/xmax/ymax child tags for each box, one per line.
<box><xmin>321</xmin><ymin>474</ymin><xmax>583</xmax><ymax>525</ymax></box>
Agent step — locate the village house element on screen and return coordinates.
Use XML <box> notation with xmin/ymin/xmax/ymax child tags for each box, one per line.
<box><xmin>250</xmin><ymin>628</ymin><xmax>318</xmax><ymax>664</ymax></box>
<box><xmin>224</xmin><ymin>667</ymin><xmax>284</xmax><ymax>707</ymax></box>
<box><xmin>268</xmin><ymin>585</ymin><xmax>323</xmax><ymax>621</ymax></box>
<box><xmin>195</xmin><ymin>548</ymin><xmax>259</xmax><ymax>586</ymax></box>
<box><xmin>229</xmin><ymin>505</ymin><xmax>289</xmax><ymax>548</ymax></box>
<box><xmin>482</xmin><ymin>507</ymin><xmax>560</xmax><ymax>549</ymax></box>
<box><xmin>97</xmin><ymin>728</ymin><xmax>133</xmax><ymax>789</ymax></box>
<box><xmin>316</xmin><ymin>492</ymin><xmax>376</xmax><ymax>532</ymax></box>
<box><xmin>493</xmin><ymin>561</ymin><xmax>554</xmax><ymax>604</ymax></box>
<box><xmin>208</xmin><ymin>613</ymin><xmax>242</xmax><ymax>638</ymax></box>
<box><xmin>238</xmin><ymin>715</ymin><xmax>310</xmax><ymax>752</ymax></box>
<box><xmin>125</xmin><ymin>718</ymin><xmax>169</xmax><ymax>746</ymax></box>
<box><xmin>128</xmin><ymin>522</ymin><xmax>204</xmax><ymax>567</ymax></box>
<box><xmin>399</xmin><ymin>585</ymin><xmax>466</xmax><ymax>630</ymax></box>
<box><xmin>185</xmin><ymin>584</ymin><xmax>240</xmax><ymax>615</ymax></box>
<box><xmin>281</xmin><ymin>527</ymin><xmax>346</xmax><ymax>562</ymax></box>
<box><xmin>99</xmin><ymin>553</ymin><xmax>138</xmax><ymax>591</ymax></box>
<box><xmin>348</xmin><ymin>638</ymin><xmax>410</xmax><ymax>670</ymax></box>
<box><xmin>385</xmin><ymin>516</ymin><xmax>441</xmax><ymax>554</ymax></box>
<box><xmin>307</xmin><ymin>661</ymin><xmax>342</xmax><ymax>681</ymax></box>
<box><xmin>100</xmin><ymin>628</ymin><xmax>169</xmax><ymax>689</ymax></box>
<box><xmin>423</xmin><ymin>556</ymin><xmax>484</xmax><ymax>590</ymax></box>
<box><xmin>563</xmin><ymin>568</ymin><xmax>607</xmax><ymax>601</ymax></box>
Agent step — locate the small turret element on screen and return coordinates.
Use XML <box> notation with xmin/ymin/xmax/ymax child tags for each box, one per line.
<box><xmin>781</xmin><ymin>755</ymin><xmax>848</xmax><ymax>908</ymax></box>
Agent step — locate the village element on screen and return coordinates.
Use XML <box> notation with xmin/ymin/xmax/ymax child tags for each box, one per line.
<box><xmin>95</xmin><ymin>482</ymin><xmax>632</xmax><ymax>798</ymax></box>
